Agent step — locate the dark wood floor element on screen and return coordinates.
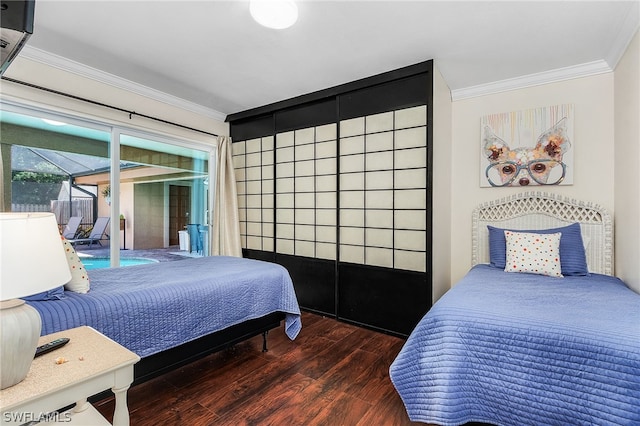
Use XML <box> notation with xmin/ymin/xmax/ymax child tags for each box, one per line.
<box><xmin>94</xmin><ymin>311</ymin><xmax>425</xmax><ymax>425</ymax></box>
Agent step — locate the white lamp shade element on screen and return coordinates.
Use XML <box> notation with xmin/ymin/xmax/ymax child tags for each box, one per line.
<box><xmin>250</xmin><ymin>0</ymin><xmax>298</xmax><ymax>30</ymax></box>
<box><xmin>0</xmin><ymin>213</ymin><xmax>71</xmax><ymax>301</ymax></box>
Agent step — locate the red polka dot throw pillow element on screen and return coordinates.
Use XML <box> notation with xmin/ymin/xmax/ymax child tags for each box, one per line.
<box><xmin>61</xmin><ymin>236</ymin><xmax>90</xmax><ymax>293</ymax></box>
<box><xmin>504</xmin><ymin>230</ymin><xmax>563</xmax><ymax>278</ymax></box>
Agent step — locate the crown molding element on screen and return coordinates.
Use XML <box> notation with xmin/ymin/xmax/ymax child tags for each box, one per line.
<box><xmin>19</xmin><ymin>46</ymin><xmax>227</xmax><ymax>122</ymax></box>
<box><xmin>451</xmin><ymin>60</ymin><xmax>613</xmax><ymax>101</ymax></box>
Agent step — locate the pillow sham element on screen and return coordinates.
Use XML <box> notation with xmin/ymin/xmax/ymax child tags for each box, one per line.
<box><xmin>61</xmin><ymin>237</ymin><xmax>90</xmax><ymax>293</ymax></box>
<box><xmin>504</xmin><ymin>231</ymin><xmax>563</xmax><ymax>277</ymax></box>
<box><xmin>488</xmin><ymin>222</ymin><xmax>588</xmax><ymax>275</ymax></box>
<box><xmin>22</xmin><ymin>286</ymin><xmax>65</xmax><ymax>301</ymax></box>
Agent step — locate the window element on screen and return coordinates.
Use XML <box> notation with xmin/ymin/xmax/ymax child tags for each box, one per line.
<box><xmin>1</xmin><ymin>104</ymin><xmax>215</xmax><ymax>268</ymax></box>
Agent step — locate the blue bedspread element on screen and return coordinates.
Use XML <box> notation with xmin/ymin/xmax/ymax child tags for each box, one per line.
<box><xmin>390</xmin><ymin>265</ymin><xmax>640</xmax><ymax>426</ymax></box>
<box><xmin>26</xmin><ymin>256</ymin><xmax>301</xmax><ymax>357</ymax></box>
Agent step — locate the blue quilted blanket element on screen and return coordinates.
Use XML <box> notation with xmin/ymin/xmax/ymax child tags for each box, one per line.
<box><xmin>390</xmin><ymin>264</ymin><xmax>640</xmax><ymax>425</ymax></box>
<box><xmin>27</xmin><ymin>256</ymin><xmax>301</xmax><ymax>357</ymax></box>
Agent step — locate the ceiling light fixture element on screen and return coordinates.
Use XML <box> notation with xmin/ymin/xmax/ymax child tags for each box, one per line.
<box><xmin>250</xmin><ymin>0</ymin><xmax>298</xmax><ymax>30</ymax></box>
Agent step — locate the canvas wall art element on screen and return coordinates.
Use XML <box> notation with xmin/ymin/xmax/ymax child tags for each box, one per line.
<box><xmin>480</xmin><ymin>104</ymin><xmax>574</xmax><ymax>188</ymax></box>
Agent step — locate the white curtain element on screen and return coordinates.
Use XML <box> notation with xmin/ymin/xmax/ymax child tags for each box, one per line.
<box><xmin>212</xmin><ymin>135</ymin><xmax>242</xmax><ymax>257</ymax></box>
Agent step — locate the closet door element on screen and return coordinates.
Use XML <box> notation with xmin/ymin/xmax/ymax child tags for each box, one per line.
<box><xmin>230</xmin><ymin>60</ymin><xmax>433</xmax><ymax>335</ymax></box>
<box><xmin>231</xmin><ymin>116</ymin><xmax>275</xmax><ymax>263</ymax></box>
<box><xmin>338</xmin><ymin>105</ymin><xmax>429</xmax><ymax>335</ymax></box>
<box><xmin>232</xmin><ymin>136</ymin><xmax>274</xmax><ymax>262</ymax></box>
<box><xmin>274</xmin><ymin>123</ymin><xmax>338</xmax><ymax>315</ymax></box>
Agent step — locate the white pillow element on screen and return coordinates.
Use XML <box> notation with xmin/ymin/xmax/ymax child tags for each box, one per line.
<box><xmin>504</xmin><ymin>230</ymin><xmax>563</xmax><ymax>278</ymax></box>
<box><xmin>61</xmin><ymin>237</ymin><xmax>90</xmax><ymax>293</ymax></box>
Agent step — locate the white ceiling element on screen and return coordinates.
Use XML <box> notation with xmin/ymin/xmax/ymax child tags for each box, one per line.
<box><xmin>16</xmin><ymin>1</ymin><xmax>640</xmax><ymax>118</ymax></box>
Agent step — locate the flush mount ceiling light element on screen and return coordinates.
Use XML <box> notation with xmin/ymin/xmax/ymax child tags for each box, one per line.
<box><xmin>250</xmin><ymin>0</ymin><xmax>298</xmax><ymax>30</ymax></box>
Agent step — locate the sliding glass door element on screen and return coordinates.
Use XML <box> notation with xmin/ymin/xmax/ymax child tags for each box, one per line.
<box><xmin>116</xmin><ymin>132</ymin><xmax>210</xmax><ymax>255</ymax></box>
<box><xmin>1</xmin><ymin>104</ymin><xmax>214</xmax><ymax>268</ymax></box>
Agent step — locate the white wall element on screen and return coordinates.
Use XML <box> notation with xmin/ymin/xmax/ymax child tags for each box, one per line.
<box><xmin>450</xmin><ymin>74</ymin><xmax>616</xmax><ymax>284</ymax></box>
<box><xmin>614</xmin><ymin>30</ymin><xmax>640</xmax><ymax>294</ymax></box>
<box><xmin>432</xmin><ymin>64</ymin><xmax>452</xmax><ymax>302</ymax></box>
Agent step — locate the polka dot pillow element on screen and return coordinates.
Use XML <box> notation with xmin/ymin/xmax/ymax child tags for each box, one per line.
<box><xmin>61</xmin><ymin>236</ymin><xmax>90</xmax><ymax>293</ymax></box>
<box><xmin>504</xmin><ymin>230</ymin><xmax>563</xmax><ymax>278</ymax></box>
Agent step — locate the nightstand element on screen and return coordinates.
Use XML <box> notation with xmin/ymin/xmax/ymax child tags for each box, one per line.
<box><xmin>0</xmin><ymin>326</ymin><xmax>140</xmax><ymax>425</ymax></box>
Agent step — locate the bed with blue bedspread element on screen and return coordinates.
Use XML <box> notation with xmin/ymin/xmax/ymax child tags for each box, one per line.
<box><xmin>26</xmin><ymin>256</ymin><xmax>301</xmax><ymax>375</ymax></box>
<box><xmin>390</xmin><ymin>265</ymin><xmax>640</xmax><ymax>425</ymax></box>
<box><xmin>390</xmin><ymin>192</ymin><xmax>640</xmax><ymax>425</ymax></box>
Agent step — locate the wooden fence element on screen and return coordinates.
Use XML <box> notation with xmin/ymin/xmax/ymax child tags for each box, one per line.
<box><xmin>12</xmin><ymin>199</ymin><xmax>94</xmax><ymax>228</ymax></box>
<box><xmin>11</xmin><ymin>204</ymin><xmax>50</xmax><ymax>212</ymax></box>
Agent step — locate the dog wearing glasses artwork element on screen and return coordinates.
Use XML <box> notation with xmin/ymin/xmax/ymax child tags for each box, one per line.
<box><xmin>483</xmin><ymin>117</ymin><xmax>571</xmax><ymax>187</ymax></box>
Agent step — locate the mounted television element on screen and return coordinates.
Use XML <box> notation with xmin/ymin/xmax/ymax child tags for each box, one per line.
<box><xmin>0</xmin><ymin>0</ymin><xmax>35</xmax><ymax>75</ymax></box>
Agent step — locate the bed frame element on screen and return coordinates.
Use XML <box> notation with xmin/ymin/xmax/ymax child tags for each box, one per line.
<box><xmin>472</xmin><ymin>191</ymin><xmax>613</xmax><ymax>275</ymax></box>
<box><xmin>86</xmin><ymin>312</ymin><xmax>285</xmax><ymax>404</ymax></box>
<box><xmin>133</xmin><ymin>312</ymin><xmax>285</xmax><ymax>384</ymax></box>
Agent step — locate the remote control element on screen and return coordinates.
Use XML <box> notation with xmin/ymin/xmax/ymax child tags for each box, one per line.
<box><xmin>35</xmin><ymin>337</ymin><xmax>70</xmax><ymax>358</ymax></box>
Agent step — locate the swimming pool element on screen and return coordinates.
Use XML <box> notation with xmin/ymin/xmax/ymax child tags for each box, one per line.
<box><xmin>82</xmin><ymin>257</ymin><xmax>158</xmax><ymax>270</ymax></box>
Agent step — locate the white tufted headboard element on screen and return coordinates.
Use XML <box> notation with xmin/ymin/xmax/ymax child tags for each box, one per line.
<box><xmin>472</xmin><ymin>191</ymin><xmax>613</xmax><ymax>275</ymax></box>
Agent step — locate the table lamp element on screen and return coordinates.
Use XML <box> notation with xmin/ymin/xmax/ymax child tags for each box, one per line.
<box><xmin>0</xmin><ymin>212</ymin><xmax>71</xmax><ymax>389</ymax></box>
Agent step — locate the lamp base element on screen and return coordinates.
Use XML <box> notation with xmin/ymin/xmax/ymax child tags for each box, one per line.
<box><xmin>1</xmin><ymin>299</ymin><xmax>42</xmax><ymax>389</ymax></box>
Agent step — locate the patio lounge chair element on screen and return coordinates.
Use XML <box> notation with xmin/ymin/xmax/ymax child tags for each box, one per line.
<box><xmin>61</xmin><ymin>216</ymin><xmax>83</xmax><ymax>239</ymax></box>
<box><xmin>69</xmin><ymin>217</ymin><xmax>110</xmax><ymax>248</ymax></box>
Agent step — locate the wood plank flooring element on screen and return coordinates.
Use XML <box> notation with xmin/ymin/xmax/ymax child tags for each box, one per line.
<box><xmin>94</xmin><ymin>311</ymin><xmax>425</xmax><ymax>425</ymax></box>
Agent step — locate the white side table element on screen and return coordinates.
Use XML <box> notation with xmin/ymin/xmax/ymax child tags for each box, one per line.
<box><xmin>0</xmin><ymin>326</ymin><xmax>140</xmax><ymax>425</ymax></box>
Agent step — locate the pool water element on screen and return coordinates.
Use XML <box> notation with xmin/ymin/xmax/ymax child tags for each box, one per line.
<box><xmin>82</xmin><ymin>257</ymin><xmax>158</xmax><ymax>270</ymax></box>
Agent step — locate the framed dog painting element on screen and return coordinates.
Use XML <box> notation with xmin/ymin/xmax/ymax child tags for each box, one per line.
<box><xmin>480</xmin><ymin>104</ymin><xmax>574</xmax><ymax>187</ymax></box>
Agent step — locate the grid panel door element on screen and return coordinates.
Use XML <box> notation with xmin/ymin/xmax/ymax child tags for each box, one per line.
<box><xmin>232</xmin><ymin>136</ymin><xmax>275</xmax><ymax>253</ymax></box>
<box><xmin>339</xmin><ymin>105</ymin><xmax>427</xmax><ymax>272</ymax></box>
<box><xmin>275</xmin><ymin>124</ymin><xmax>337</xmax><ymax>260</ymax></box>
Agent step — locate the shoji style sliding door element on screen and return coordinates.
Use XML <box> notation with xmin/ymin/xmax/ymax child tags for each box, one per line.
<box><xmin>230</xmin><ymin>60</ymin><xmax>433</xmax><ymax>336</ymax></box>
<box><xmin>337</xmin><ymin>105</ymin><xmax>429</xmax><ymax>333</ymax></box>
<box><xmin>273</xmin><ymin>122</ymin><xmax>338</xmax><ymax>315</ymax></box>
<box><xmin>233</xmin><ymin>134</ymin><xmax>275</xmax><ymax>255</ymax></box>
